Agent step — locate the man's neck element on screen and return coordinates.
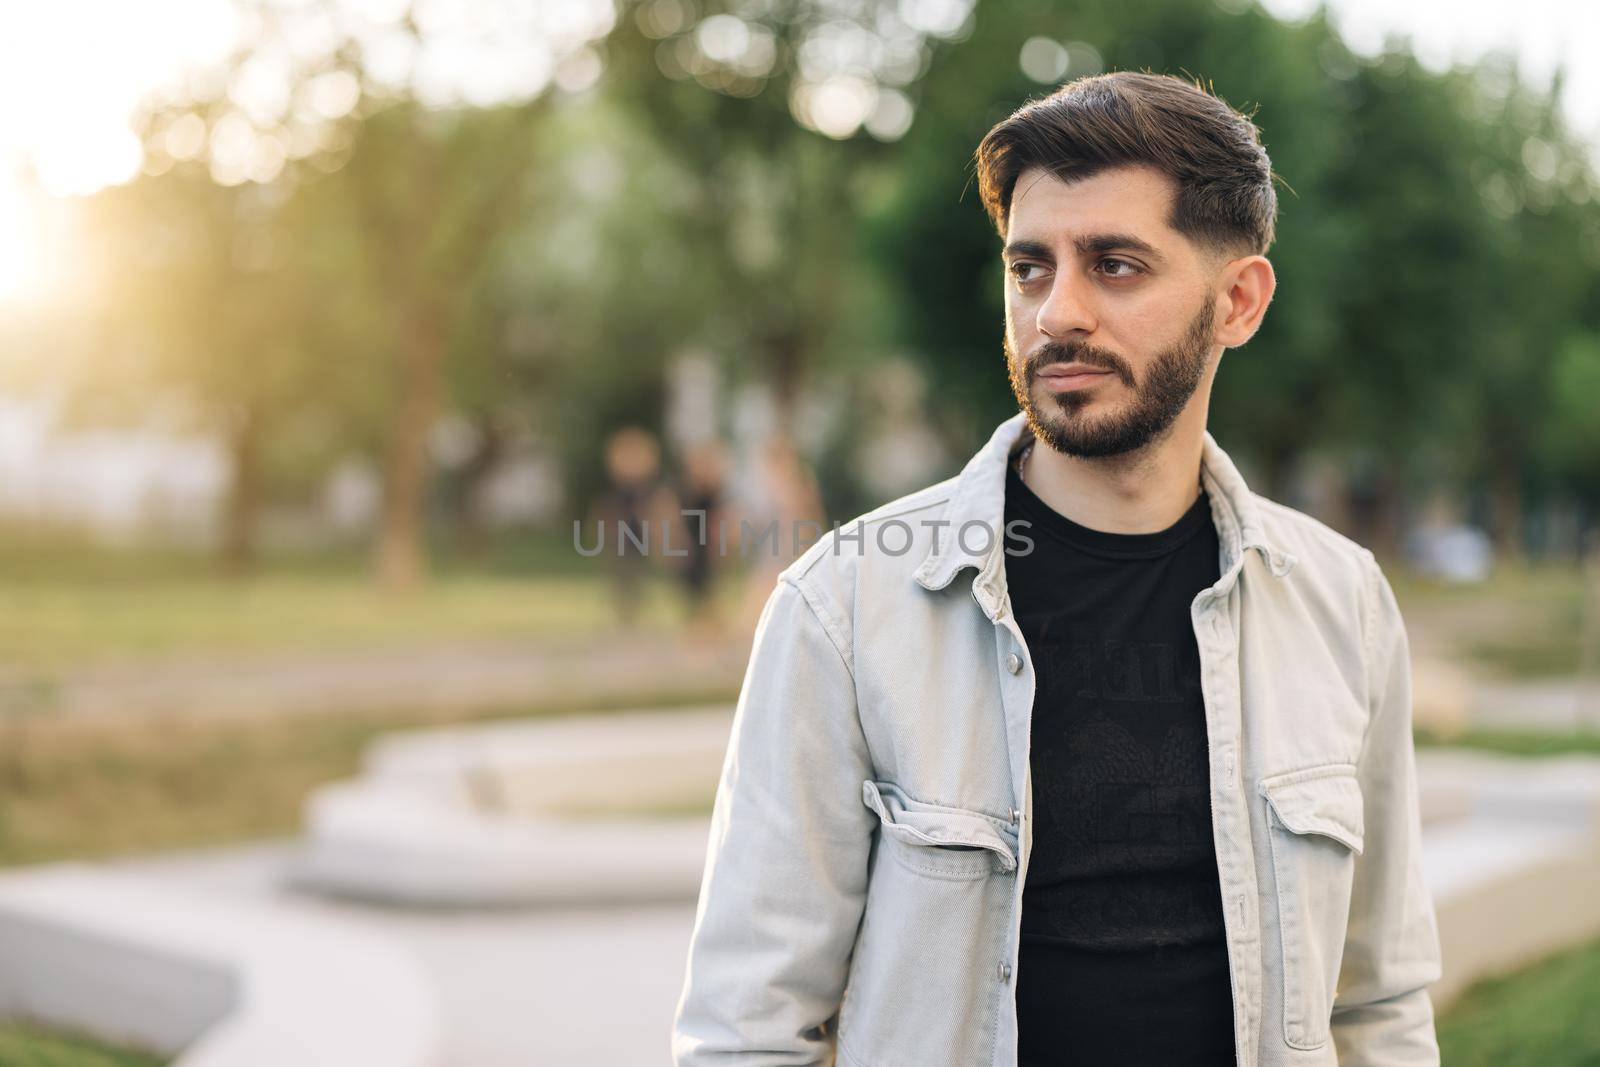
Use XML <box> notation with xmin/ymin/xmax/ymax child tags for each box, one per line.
<box><xmin>1019</xmin><ymin>421</ymin><xmax>1206</xmax><ymax>536</ymax></box>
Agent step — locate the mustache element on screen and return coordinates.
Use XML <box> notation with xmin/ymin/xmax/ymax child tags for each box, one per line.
<box><xmin>1029</xmin><ymin>340</ymin><xmax>1132</xmax><ymax>383</ymax></box>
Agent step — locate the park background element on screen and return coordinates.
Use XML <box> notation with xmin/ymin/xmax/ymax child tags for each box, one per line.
<box><xmin>2</xmin><ymin>0</ymin><xmax>1600</xmax><ymax>1063</ymax></box>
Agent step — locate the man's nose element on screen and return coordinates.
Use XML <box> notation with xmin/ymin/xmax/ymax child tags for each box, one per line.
<box><xmin>1036</xmin><ymin>272</ymin><xmax>1096</xmax><ymax>338</ymax></box>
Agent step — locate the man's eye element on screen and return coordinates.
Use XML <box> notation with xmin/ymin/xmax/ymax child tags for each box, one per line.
<box><xmin>1097</xmin><ymin>258</ymin><xmax>1140</xmax><ymax>277</ymax></box>
<box><xmin>1009</xmin><ymin>262</ymin><xmax>1046</xmax><ymax>283</ymax></box>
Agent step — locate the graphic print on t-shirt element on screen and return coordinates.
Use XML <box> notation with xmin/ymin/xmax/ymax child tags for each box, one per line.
<box><xmin>1027</xmin><ymin>622</ymin><xmax>1217</xmax><ymax>948</ymax></box>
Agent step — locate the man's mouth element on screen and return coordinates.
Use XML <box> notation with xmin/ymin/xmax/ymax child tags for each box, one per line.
<box><xmin>1036</xmin><ymin>366</ymin><xmax>1114</xmax><ymax>390</ymax></box>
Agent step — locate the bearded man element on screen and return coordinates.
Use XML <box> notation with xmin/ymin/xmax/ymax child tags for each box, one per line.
<box><xmin>673</xmin><ymin>70</ymin><xmax>1442</xmax><ymax>1067</ymax></box>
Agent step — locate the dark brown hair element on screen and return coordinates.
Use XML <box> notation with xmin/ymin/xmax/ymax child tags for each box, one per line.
<box><xmin>973</xmin><ymin>71</ymin><xmax>1278</xmax><ymax>257</ymax></box>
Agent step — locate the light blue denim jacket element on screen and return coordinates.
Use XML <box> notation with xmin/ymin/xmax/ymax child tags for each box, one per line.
<box><xmin>672</xmin><ymin>411</ymin><xmax>1443</xmax><ymax>1067</ymax></box>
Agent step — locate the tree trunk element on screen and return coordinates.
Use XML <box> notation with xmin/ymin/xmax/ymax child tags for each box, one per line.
<box><xmin>767</xmin><ymin>329</ymin><xmax>804</xmax><ymax>443</ymax></box>
<box><xmin>376</xmin><ymin>301</ymin><xmax>447</xmax><ymax>590</ymax></box>
<box><xmin>1347</xmin><ymin>462</ymin><xmax>1405</xmax><ymax>562</ymax></box>
<box><xmin>1372</xmin><ymin>473</ymin><xmax>1404</xmax><ymax>562</ymax></box>
<box><xmin>219</xmin><ymin>406</ymin><xmax>261</xmax><ymax>577</ymax></box>
<box><xmin>1258</xmin><ymin>434</ymin><xmax>1299</xmax><ymax>507</ymax></box>
<box><xmin>1488</xmin><ymin>445</ymin><xmax>1525</xmax><ymax>566</ymax></box>
<box><xmin>453</xmin><ymin>417</ymin><xmax>504</xmax><ymax>562</ymax></box>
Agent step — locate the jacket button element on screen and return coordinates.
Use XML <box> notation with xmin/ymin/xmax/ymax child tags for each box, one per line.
<box><xmin>997</xmin><ymin>961</ymin><xmax>1012</xmax><ymax>982</ymax></box>
<box><xmin>1004</xmin><ymin>653</ymin><xmax>1022</xmax><ymax>674</ymax></box>
<box><xmin>1008</xmin><ymin>806</ymin><xmax>1020</xmax><ymax>824</ymax></box>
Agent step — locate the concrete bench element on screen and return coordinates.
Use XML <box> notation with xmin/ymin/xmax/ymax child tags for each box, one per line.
<box><xmin>0</xmin><ymin>865</ymin><xmax>440</xmax><ymax>1066</ymax></box>
<box><xmin>291</xmin><ymin>706</ymin><xmax>733</xmax><ymax>906</ymax></box>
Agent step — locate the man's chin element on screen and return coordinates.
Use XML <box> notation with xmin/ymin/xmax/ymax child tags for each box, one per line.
<box><xmin>1029</xmin><ymin>391</ymin><xmax>1102</xmax><ymax>428</ymax></box>
<box><xmin>1024</xmin><ymin>403</ymin><xmax>1133</xmax><ymax>458</ymax></box>
<box><xmin>1024</xmin><ymin>409</ymin><xmax>1082</xmax><ymax>449</ymax></box>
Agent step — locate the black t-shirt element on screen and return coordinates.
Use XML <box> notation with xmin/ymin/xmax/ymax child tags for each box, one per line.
<box><xmin>1003</xmin><ymin>458</ymin><xmax>1237</xmax><ymax>1066</ymax></box>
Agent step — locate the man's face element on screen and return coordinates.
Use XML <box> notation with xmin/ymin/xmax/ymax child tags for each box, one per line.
<box><xmin>1002</xmin><ymin>164</ymin><xmax>1222</xmax><ymax>459</ymax></box>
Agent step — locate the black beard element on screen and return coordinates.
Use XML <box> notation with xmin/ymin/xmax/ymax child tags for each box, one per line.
<box><xmin>1005</xmin><ymin>296</ymin><xmax>1215</xmax><ymax>459</ymax></box>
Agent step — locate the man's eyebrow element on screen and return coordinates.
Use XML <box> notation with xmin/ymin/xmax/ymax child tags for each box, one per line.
<box><xmin>1002</xmin><ymin>233</ymin><xmax>1165</xmax><ymax>262</ymax></box>
<box><xmin>1001</xmin><ymin>239</ymin><xmax>1052</xmax><ymax>262</ymax></box>
<box><xmin>1075</xmin><ymin>232</ymin><xmax>1164</xmax><ymax>261</ymax></box>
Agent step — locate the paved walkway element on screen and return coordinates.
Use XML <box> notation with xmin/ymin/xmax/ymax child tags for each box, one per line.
<box><xmin>102</xmin><ymin>842</ymin><xmax>696</xmax><ymax>1067</ymax></box>
<box><xmin>0</xmin><ymin>634</ymin><xmax>750</xmax><ymax>724</ymax></box>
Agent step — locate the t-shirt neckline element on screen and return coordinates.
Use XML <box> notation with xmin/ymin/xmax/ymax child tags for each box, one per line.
<box><xmin>1004</xmin><ymin>461</ymin><xmax>1213</xmax><ymax>560</ymax></box>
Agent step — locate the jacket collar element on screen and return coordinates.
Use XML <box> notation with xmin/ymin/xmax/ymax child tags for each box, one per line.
<box><xmin>912</xmin><ymin>412</ymin><xmax>1297</xmax><ymax>604</ymax></box>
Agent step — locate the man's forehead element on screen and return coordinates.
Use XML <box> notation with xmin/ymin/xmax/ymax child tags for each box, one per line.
<box><xmin>1006</xmin><ymin>164</ymin><xmax>1179</xmax><ymax>246</ymax></box>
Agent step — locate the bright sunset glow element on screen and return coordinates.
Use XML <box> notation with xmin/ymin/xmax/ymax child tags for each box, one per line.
<box><xmin>0</xmin><ymin>1</ymin><xmax>239</xmax><ymax>197</ymax></box>
<box><xmin>0</xmin><ymin>181</ymin><xmax>38</xmax><ymax>300</ymax></box>
<box><xmin>0</xmin><ymin>0</ymin><xmax>239</xmax><ymax>306</ymax></box>
<box><xmin>0</xmin><ymin>0</ymin><xmax>617</xmax><ymax>307</ymax></box>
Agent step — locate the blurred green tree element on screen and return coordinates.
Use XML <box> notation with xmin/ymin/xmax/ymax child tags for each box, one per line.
<box><xmin>862</xmin><ymin>0</ymin><xmax>1600</xmax><ymax>556</ymax></box>
<box><xmin>72</xmin><ymin>163</ymin><xmax>326</xmax><ymax>572</ymax></box>
<box><xmin>320</xmin><ymin>99</ymin><xmax>547</xmax><ymax>587</ymax></box>
<box><xmin>39</xmin><ymin>0</ymin><xmax>1600</xmax><ymax>574</ymax></box>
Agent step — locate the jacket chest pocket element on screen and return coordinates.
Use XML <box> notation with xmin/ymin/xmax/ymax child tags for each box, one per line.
<box><xmin>859</xmin><ymin>779</ymin><xmax>1018</xmax><ymax>879</ymax></box>
<box><xmin>1258</xmin><ymin>765</ymin><xmax>1365</xmax><ymax>1052</ymax></box>
<box><xmin>836</xmin><ymin>780</ymin><xmax>1018</xmax><ymax>1067</ymax></box>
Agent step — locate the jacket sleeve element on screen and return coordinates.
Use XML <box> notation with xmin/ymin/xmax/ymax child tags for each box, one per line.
<box><xmin>1329</xmin><ymin>551</ymin><xmax>1445</xmax><ymax>1066</ymax></box>
<box><xmin>671</xmin><ymin>574</ymin><xmax>876</xmax><ymax>1066</ymax></box>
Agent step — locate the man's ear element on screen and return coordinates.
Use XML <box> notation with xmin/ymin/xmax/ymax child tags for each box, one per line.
<box><xmin>1213</xmin><ymin>254</ymin><xmax>1275</xmax><ymax>349</ymax></box>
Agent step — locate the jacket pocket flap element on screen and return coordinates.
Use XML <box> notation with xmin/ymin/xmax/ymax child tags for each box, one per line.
<box><xmin>1257</xmin><ymin>767</ymin><xmax>1365</xmax><ymax>855</ymax></box>
<box><xmin>861</xmin><ymin>780</ymin><xmax>1018</xmax><ymax>871</ymax></box>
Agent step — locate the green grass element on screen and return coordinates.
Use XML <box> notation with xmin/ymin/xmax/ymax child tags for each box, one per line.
<box><xmin>0</xmin><ymin>530</ymin><xmax>1588</xmax><ymax>680</ymax></box>
<box><xmin>1437</xmin><ymin>933</ymin><xmax>1600</xmax><ymax>1066</ymax></box>
<box><xmin>0</xmin><ymin>1023</ymin><xmax>164</xmax><ymax>1067</ymax></box>
<box><xmin>0</xmin><ymin>689</ymin><xmax>736</xmax><ymax>867</ymax></box>
<box><xmin>0</xmin><ymin>572</ymin><xmax>666</xmax><ymax>669</ymax></box>
<box><xmin>1387</xmin><ymin>559</ymin><xmax>1592</xmax><ymax>681</ymax></box>
<box><xmin>0</xmin><ymin>525</ymin><xmax>747</xmax><ymax>673</ymax></box>
<box><xmin>1385</xmin><ymin>558</ymin><xmax>1587</xmax><ymax>608</ymax></box>
<box><xmin>1463</xmin><ymin>626</ymin><xmax>1586</xmax><ymax>679</ymax></box>
<box><xmin>1415</xmin><ymin>726</ymin><xmax>1600</xmax><ymax>757</ymax></box>
<box><xmin>0</xmin><ymin>522</ymin><xmax>583</xmax><ymax>584</ymax></box>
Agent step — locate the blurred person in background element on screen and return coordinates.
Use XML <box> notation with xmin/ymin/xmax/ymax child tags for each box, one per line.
<box><xmin>674</xmin><ymin>71</ymin><xmax>1440</xmax><ymax>1067</ymax></box>
<box><xmin>675</xmin><ymin>437</ymin><xmax>735</xmax><ymax>644</ymax></box>
<box><xmin>590</xmin><ymin>425</ymin><xmax>676</xmax><ymax>630</ymax></box>
<box><xmin>735</xmin><ymin>434</ymin><xmax>826</xmax><ymax>637</ymax></box>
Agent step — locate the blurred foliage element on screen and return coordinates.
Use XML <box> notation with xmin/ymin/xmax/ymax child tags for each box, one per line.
<box><xmin>16</xmin><ymin>0</ymin><xmax>1600</xmax><ymax>580</ymax></box>
<box><xmin>874</xmin><ymin>1</ymin><xmax>1600</xmax><ymax>560</ymax></box>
